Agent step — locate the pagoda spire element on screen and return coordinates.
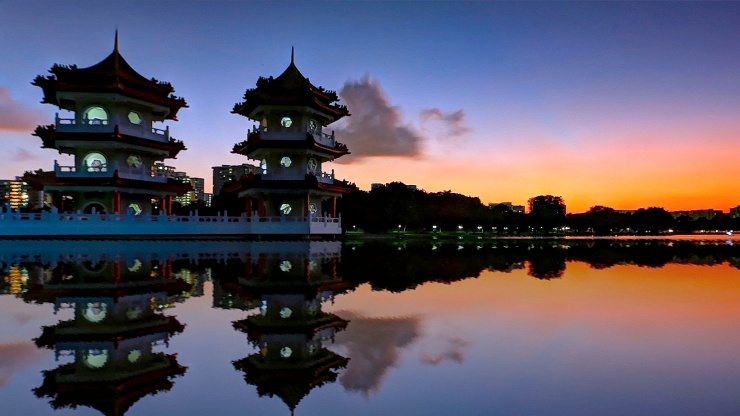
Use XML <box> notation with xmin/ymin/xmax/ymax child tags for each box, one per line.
<box><xmin>291</xmin><ymin>46</ymin><xmax>294</xmax><ymax>65</ymax></box>
<box><xmin>114</xmin><ymin>28</ymin><xmax>119</xmax><ymax>53</ymax></box>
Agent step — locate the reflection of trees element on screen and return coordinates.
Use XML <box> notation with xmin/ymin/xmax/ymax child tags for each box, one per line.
<box><xmin>339</xmin><ymin>240</ymin><xmax>740</xmax><ymax>290</ymax></box>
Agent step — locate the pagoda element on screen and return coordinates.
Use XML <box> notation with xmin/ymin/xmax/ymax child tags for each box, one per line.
<box><xmin>219</xmin><ymin>242</ymin><xmax>354</xmax><ymax>413</ymax></box>
<box><xmin>25</xmin><ymin>257</ymin><xmax>191</xmax><ymax>416</ymax></box>
<box><xmin>228</xmin><ymin>49</ymin><xmax>356</xmax><ymax>233</ymax></box>
<box><xmin>24</xmin><ymin>32</ymin><xmax>190</xmax><ymax>215</ymax></box>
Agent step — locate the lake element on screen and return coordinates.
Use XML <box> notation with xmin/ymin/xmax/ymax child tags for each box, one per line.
<box><xmin>1</xmin><ymin>238</ymin><xmax>739</xmax><ymax>415</ymax></box>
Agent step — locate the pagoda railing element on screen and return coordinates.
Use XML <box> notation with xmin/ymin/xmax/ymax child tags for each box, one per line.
<box><xmin>54</xmin><ymin>113</ymin><xmax>171</xmax><ymax>141</ymax></box>
<box><xmin>0</xmin><ymin>208</ymin><xmax>342</xmax><ymax>236</ymax></box>
<box><xmin>318</xmin><ymin>170</ymin><xmax>335</xmax><ymax>184</ymax></box>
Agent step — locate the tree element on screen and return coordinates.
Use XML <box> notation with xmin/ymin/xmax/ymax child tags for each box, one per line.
<box><xmin>527</xmin><ymin>195</ymin><xmax>566</xmax><ymax>233</ymax></box>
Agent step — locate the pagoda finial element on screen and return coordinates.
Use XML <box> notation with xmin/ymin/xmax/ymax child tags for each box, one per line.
<box><xmin>114</xmin><ymin>28</ymin><xmax>119</xmax><ymax>52</ymax></box>
<box><xmin>291</xmin><ymin>46</ymin><xmax>294</xmax><ymax>65</ymax></box>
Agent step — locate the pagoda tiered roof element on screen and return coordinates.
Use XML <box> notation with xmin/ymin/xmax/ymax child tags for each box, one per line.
<box><xmin>34</xmin><ymin>124</ymin><xmax>186</xmax><ymax>158</ymax></box>
<box><xmin>21</xmin><ymin>170</ymin><xmax>192</xmax><ymax>196</ymax></box>
<box><xmin>232</xmin><ymin>53</ymin><xmax>349</xmax><ymax>122</ymax></box>
<box><xmin>32</xmin><ymin>33</ymin><xmax>187</xmax><ymax>120</ymax></box>
<box><xmin>220</xmin><ymin>173</ymin><xmax>357</xmax><ymax>196</ymax></box>
<box><xmin>231</xmin><ymin>131</ymin><xmax>349</xmax><ymax>158</ymax></box>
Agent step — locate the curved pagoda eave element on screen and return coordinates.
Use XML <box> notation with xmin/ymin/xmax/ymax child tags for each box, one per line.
<box><xmin>221</xmin><ymin>174</ymin><xmax>357</xmax><ymax>196</ymax></box>
<box><xmin>231</xmin><ymin>133</ymin><xmax>349</xmax><ymax>159</ymax></box>
<box><xmin>34</xmin><ymin>125</ymin><xmax>187</xmax><ymax>158</ymax></box>
<box><xmin>21</xmin><ymin>171</ymin><xmax>193</xmax><ymax>196</ymax></box>
<box><xmin>32</xmin><ymin>47</ymin><xmax>188</xmax><ymax>120</ymax></box>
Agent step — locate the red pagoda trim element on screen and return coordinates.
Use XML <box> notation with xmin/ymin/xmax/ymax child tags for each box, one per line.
<box><xmin>231</xmin><ymin>132</ymin><xmax>349</xmax><ymax>158</ymax></box>
<box><xmin>32</xmin><ymin>40</ymin><xmax>187</xmax><ymax>120</ymax></box>
<box><xmin>34</xmin><ymin>124</ymin><xmax>186</xmax><ymax>158</ymax></box>
<box><xmin>232</xmin><ymin>62</ymin><xmax>349</xmax><ymax>122</ymax></box>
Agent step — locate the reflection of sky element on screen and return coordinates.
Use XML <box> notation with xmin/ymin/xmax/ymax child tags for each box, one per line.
<box><xmin>2</xmin><ymin>258</ymin><xmax>740</xmax><ymax>415</ymax></box>
<box><xmin>1</xmin><ymin>2</ymin><xmax>740</xmax><ymax>211</ymax></box>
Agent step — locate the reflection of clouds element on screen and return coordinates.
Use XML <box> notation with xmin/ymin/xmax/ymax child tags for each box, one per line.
<box><xmin>0</xmin><ymin>342</ymin><xmax>45</xmax><ymax>387</ymax></box>
<box><xmin>332</xmin><ymin>311</ymin><xmax>420</xmax><ymax>397</ymax></box>
<box><xmin>420</xmin><ymin>337</ymin><xmax>471</xmax><ymax>366</ymax></box>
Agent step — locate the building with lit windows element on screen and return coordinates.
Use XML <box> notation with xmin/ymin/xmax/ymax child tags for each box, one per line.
<box><xmin>212</xmin><ymin>163</ymin><xmax>262</xmax><ymax>195</ymax></box>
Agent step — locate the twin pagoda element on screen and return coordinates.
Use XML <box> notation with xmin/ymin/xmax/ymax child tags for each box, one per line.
<box><xmin>21</xmin><ymin>35</ymin><xmax>354</xmax><ymax>237</ymax></box>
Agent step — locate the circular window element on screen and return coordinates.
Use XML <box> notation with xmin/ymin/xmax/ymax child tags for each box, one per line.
<box><xmin>84</xmin><ymin>105</ymin><xmax>108</xmax><ymax>125</ymax></box>
<box><xmin>280</xmin><ymin>346</ymin><xmax>293</xmax><ymax>358</ymax></box>
<box><xmin>128</xmin><ymin>203</ymin><xmax>142</xmax><ymax>215</ymax></box>
<box><xmin>309</xmin><ymin>203</ymin><xmax>318</xmax><ymax>214</ymax></box>
<box><xmin>280</xmin><ymin>260</ymin><xmax>292</xmax><ymax>272</ymax></box>
<box><xmin>126</xmin><ymin>306</ymin><xmax>142</xmax><ymax>320</ymax></box>
<box><xmin>83</xmin><ymin>152</ymin><xmax>107</xmax><ymax>172</ymax></box>
<box><xmin>83</xmin><ymin>302</ymin><xmax>108</xmax><ymax>323</ymax></box>
<box><xmin>84</xmin><ymin>349</ymin><xmax>108</xmax><ymax>369</ymax></box>
<box><xmin>280</xmin><ymin>307</ymin><xmax>293</xmax><ymax>319</ymax></box>
<box><xmin>127</xmin><ymin>111</ymin><xmax>143</xmax><ymax>125</ymax></box>
<box><xmin>280</xmin><ymin>203</ymin><xmax>292</xmax><ymax>215</ymax></box>
<box><xmin>127</xmin><ymin>349</ymin><xmax>142</xmax><ymax>363</ymax></box>
<box><xmin>280</xmin><ymin>156</ymin><xmax>292</xmax><ymax>168</ymax></box>
<box><xmin>280</xmin><ymin>117</ymin><xmax>292</xmax><ymax>128</ymax></box>
<box><xmin>307</xmin><ymin>158</ymin><xmax>318</xmax><ymax>172</ymax></box>
<box><xmin>127</xmin><ymin>154</ymin><xmax>142</xmax><ymax>168</ymax></box>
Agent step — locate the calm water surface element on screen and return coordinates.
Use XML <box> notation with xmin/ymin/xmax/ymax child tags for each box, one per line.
<box><xmin>1</xmin><ymin>239</ymin><xmax>739</xmax><ymax>416</ymax></box>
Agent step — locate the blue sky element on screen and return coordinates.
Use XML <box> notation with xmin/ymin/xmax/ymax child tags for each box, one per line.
<box><xmin>2</xmin><ymin>1</ymin><xmax>740</xmax><ymax>211</ymax></box>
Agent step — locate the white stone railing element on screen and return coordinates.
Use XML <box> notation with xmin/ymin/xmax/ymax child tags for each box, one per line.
<box><xmin>54</xmin><ymin>160</ymin><xmax>111</xmax><ymax>177</ymax></box>
<box><xmin>151</xmin><ymin>126</ymin><xmax>169</xmax><ymax>139</ymax></box>
<box><xmin>318</xmin><ymin>170</ymin><xmax>335</xmax><ymax>184</ymax></box>
<box><xmin>0</xmin><ymin>207</ymin><xmax>342</xmax><ymax>236</ymax></box>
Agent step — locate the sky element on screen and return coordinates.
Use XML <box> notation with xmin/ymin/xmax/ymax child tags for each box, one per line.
<box><xmin>1</xmin><ymin>1</ymin><xmax>739</xmax><ymax>213</ymax></box>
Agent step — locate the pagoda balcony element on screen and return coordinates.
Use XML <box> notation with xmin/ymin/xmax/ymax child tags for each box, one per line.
<box><xmin>265</xmin><ymin>168</ymin><xmax>335</xmax><ymax>184</ymax></box>
<box><xmin>55</xmin><ymin>114</ymin><xmax>171</xmax><ymax>142</ymax></box>
<box><xmin>249</xmin><ymin>125</ymin><xmax>338</xmax><ymax>147</ymax></box>
<box><xmin>54</xmin><ymin>160</ymin><xmax>169</xmax><ymax>183</ymax></box>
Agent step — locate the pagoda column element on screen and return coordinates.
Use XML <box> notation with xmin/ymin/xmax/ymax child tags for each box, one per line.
<box><xmin>158</xmin><ymin>197</ymin><xmax>166</xmax><ymax>214</ymax></box>
<box><xmin>257</xmin><ymin>193</ymin><xmax>266</xmax><ymax>218</ymax></box>
<box><xmin>165</xmin><ymin>196</ymin><xmax>173</xmax><ymax>216</ymax></box>
<box><xmin>304</xmin><ymin>194</ymin><xmax>310</xmax><ymax>217</ymax></box>
<box><xmin>112</xmin><ymin>191</ymin><xmax>121</xmax><ymax>214</ymax></box>
<box><xmin>112</xmin><ymin>260</ymin><xmax>121</xmax><ymax>283</ymax></box>
<box><xmin>330</xmin><ymin>197</ymin><xmax>337</xmax><ymax>218</ymax></box>
<box><xmin>245</xmin><ymin>197</ymin><xmax>252</xmax><ymax>216</ymax></box>
<box><xmin>51</xmin><ymin>192</ymin><xmax>62</xmax><ymax>211</ymax></box>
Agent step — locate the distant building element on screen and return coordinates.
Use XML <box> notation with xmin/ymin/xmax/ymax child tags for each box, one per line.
<box><xmin>212</xmin><ymin>163</ymin><xmax>261</xmax><ymax>195</ymax></box>
<box><xmin>670</xmin><ymin>209</ymin><xmax>722</xmax><ymax>220</ymax></box>
<box><xmin>729</xmin><ymin>205</ymin><xmax>740</xmax><ymax>218</ymax></box>
<box><xmin>172</xmin><ymin>172</ymin><xmax>205</xmax><ymax>206</ymax></box>
<box><xmin>370</xmin><ymin>183</ymin><xmax>418</xmax><ymax>191</ymax></box>
<box><xmin>1</xmin><ymin>179</ymin><xmax>32</xmax><ymax>210</ymax></box>
<box><xmin>489</xmin><ymin>202</ymin><xmax>525</xmax><ymax>213</ymax></box>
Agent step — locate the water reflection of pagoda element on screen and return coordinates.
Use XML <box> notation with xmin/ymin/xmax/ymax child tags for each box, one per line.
<box><xmin>24</xmin><ymin>257</ymin><xmax>191</xmax><ymax>416</ymax></box>
<box><xmin>218</xmin><ymin>241</ymin><xmax>355</xmax><ymax>413</ymax></box>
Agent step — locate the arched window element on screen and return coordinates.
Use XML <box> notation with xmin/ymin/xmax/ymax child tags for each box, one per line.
<box><xmin>83</xmin><ymin>105</ymin><xmax>109</xmax><ymax>125</ymax></box>
<box><xmin>82</xmin><ymin>152</ymin><xmax>108</xmax><ymax>172</ymax></box>
<box><xmin>127</xmin><ymin>111</ymin><xmax>143</xmax><ymax>125</ymax></box>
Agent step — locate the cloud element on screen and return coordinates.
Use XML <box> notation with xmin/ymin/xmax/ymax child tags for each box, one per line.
<box><xmin>420</xmin><ymin>108</ymin><xmax>471</xmax><ymax>138</ymax></box>
<box><xmin>420</xmin><ymin>336</ymin><xmax>471</xmax><ymax>366</ymax></box>
<box><xmin>0</xmin><ymin>87</ymin><xmax>45</xmax><ymax>132</ymax></box>
<box><xmin>334</xmin><ymin>75</ymin><xmax>425</xmax><ymax>162</ymax></box>
<box><xmin>331</xmin><ymin>311</ymin><xmax>420</xmax><ymax>397</ymax></box>
<box><xmin>0</xmin><ymin>342</ymin><xmax>46</xmax><ymax>387</ymax></box>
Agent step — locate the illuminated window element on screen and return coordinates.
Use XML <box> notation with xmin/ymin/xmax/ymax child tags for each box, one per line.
<box><xmin>261</xmin><ymin>159</ymin><xmax>267</xmax><ymax>174</ymax></box>
<box><xmin>280</xmin><ymin>307</ymin><xmax>292</xmax><ymax>319</ymax></box>
<box><xmin>83</xmin><ymin>302</ymin><xmax>108</xmax><ymax>323</ymax></box>
<box><xmin>280</xmin><ymin>260</ymin><xmax>292</xmax><ymax>272</ymax></box>
<box><xmin>309</xmin><ymin>203</ymin><xmax>318</xmax><ymax>214</ymax></box>
<box><xmin>280</xmin><ymin>116</ymin><xmax>292</xmax><ymax>128</ymax></box>
<box><xmin>127</xmin><ymin>155</ymin><xmax>142</xmax><ymax>168</ymax></box>
<box><xmin>280</xmin><ymin>203</ymin><xmax>292</xmax><ymax>215</ymax></box>
<box><xmin>280</xmin><ymin>346</ymin><xmax>293</xmax><ymax>358</ymax></box>
<box><xmin>307</xmin><ymin>158</ymin><xmax>318</xmax><ymax>172</ymax></box>
<box><xmin>83</xmin><ymin>152</ymin><xmax>107</xmax><ymax>172</ymax></box>
<box><xmin>128</xmin><ymin>203</ymin><xmax>142</xmax><ymax>215</ymax></box>
<box><xmin>127</xmin><ymin>349</ymin><xmax>142</xmax><ymax>363</ymax></box>
<box><xmin>83</xmin><ymin>349</ymin><xmax>108</xmax><ymax>369</ymax></box>
<box><xmin>309</xmin><ymin>119</ymin><xmax>317</xmax><ymax>132</ymax></box>
<box><xmin>126</xmin><ymin>306</ymin><xmax>142</xmax><ymax>320</ymax></box>
<box><xmin>127</xmin><ymin>111</ymin><xmax>143</xmax><ymax>125</ymax></box>
<box><xmin>83</xmin><ymin>105</ymin><xmax>108</xmax><ymax>125</ymax></box>
<box><xmin>280</xmin><ymin>156</ymin><xmax>292</xmax><ymax>168</ymax></box>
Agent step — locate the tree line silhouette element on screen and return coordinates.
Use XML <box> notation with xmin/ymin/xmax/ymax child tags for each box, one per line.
<box><xmin>338</xmin><ymin>182</ymin><xmax>739</xmax><ymax>234</ymax></box>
